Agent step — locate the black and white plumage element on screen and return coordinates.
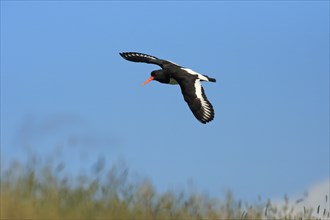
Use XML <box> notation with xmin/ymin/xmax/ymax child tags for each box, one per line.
<box><xmin>119</xmin><ymin>52</ymin><xmax>216</xmax><ymax>124</ymax></box>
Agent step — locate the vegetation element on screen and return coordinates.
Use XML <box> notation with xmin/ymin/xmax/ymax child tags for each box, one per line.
<box><xmin>1</xmin><ymin>158</ymin><xmax>328</xmax><ymax>220</ymax></box>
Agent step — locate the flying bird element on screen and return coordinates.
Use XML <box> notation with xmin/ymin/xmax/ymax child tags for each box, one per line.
<box><xmin>119</xmin><ymin>52</ymin><xmax>216</xmax><ymax>124</ymax></box>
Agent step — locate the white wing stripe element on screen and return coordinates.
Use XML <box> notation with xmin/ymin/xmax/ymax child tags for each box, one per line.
<box><xmin>193</xmin><ymin>79</ymin><xmax>214</xmax><ymax>123</ymax></box>
<box><xmin>182</xmin><ymin>68</ymin><xmax>209</xmax><ymax>81</ymax></box>
<box><xmin>194</xmin><ymin>79</ymin><xmax>203</xmax><ymax>100</ymax></box>
<box><xmin>194</xmin><ymin>79</ymin><xmax>212</xmax><ymax>121</ymax></box>
<box><xmin>129</xmin><ymin>53</ymin><xmax>158</xmax><ymax>60</ymax></box>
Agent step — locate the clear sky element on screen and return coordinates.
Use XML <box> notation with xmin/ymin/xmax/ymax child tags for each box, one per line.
<box><xmin>1</xmin><ymin>1</ymin><xmax>329</xmax><ymax>202</ymax></box>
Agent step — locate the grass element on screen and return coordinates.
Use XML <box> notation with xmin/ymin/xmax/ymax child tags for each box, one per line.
<box><xmin>1</xmin><ymin>158</ymin><xmax>328</xmax><ymax>220</ymax></box>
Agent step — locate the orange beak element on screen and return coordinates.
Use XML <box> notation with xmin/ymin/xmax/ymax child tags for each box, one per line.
<box><xmin>142</xmin><ymin>76</ymin><xmax>154</xmax><ymax>86</ymax></box>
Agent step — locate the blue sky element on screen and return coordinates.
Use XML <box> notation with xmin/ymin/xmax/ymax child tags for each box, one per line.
<box><xmin>1</xmin><ymin>1</ymin><xmax>329</xmax><ymax>202</ymax></box>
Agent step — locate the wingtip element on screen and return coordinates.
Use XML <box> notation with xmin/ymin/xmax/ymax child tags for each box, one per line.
<box><xmin>119</xmin><ymin>52</ymin><xmax>128</xmax><ymax>59</ymax></box>
<box><xmin>119</xmin><ymin>52</ymin><xmax>135</xmax><ymax>59</ymax></box>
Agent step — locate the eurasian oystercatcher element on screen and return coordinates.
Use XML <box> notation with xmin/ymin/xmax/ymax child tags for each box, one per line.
<box><xmin>119</xmin><ymin>52</ymin><xmax>216</xmax><ymax>124</ymax></box>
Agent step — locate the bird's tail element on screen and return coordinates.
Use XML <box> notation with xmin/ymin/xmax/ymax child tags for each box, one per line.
<box><xmin>203</xmin><ymin>75</ymin><xmax>216</xmax><ymax>82</ymax></box>
<box><xmin>200</xmin><ymin>74</ymin><xmax>216</xmax><ymax>82</ymax></box>
<box><xmin>208</xmin><ymin>77</ymin><xmax>216</xmax><ymax>82</ymax></box>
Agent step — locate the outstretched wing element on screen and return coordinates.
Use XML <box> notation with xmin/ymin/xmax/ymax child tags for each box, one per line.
<box><xmin>119</xmin><ymin>52</ymin><xmax>180</xmax><ymax>69</ymax></box>
<box><xmin>178</xmin><ymin>78</ymin><xmax>215</xmax><ymax>124</ymax></box>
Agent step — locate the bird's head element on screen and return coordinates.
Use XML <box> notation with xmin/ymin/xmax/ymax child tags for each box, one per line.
<box><xmin>142</xmin><ymin>70</ymin><xmax>169</xmax><ymax>85</ymax></box>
